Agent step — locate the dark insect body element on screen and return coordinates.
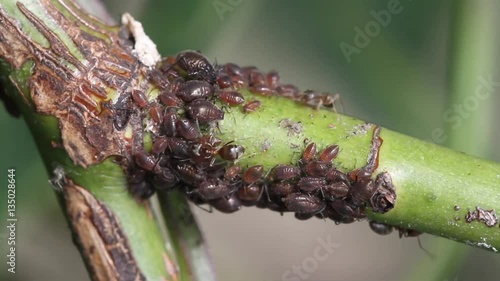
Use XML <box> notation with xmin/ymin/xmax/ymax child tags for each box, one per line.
<box><xmin>216</xmin><ymin>74</ymin><xmax>233</xmax><ymax>89</ymax></box>
<box><xmin>178</xmin><ymin>80</ymin><xmax>214</xmax><ymax>102</ymax></box>
<box><xmin>266</xmin><ymin>71</ymin><xmax>280</xmax><ymax>89</ymax></box>
<box><xmin>218</xmin><ymin>144</ymin><xmax>245</xmax><ymax>161</ymax></box>
<box><xmin>185</xmin><ymin>100</ymin><xmax>224</xmax><ymax>123</ymax></box>
<box><xmin>237</xmin><ymin>184</ymin><xmax>263</xmax><ymax>205</ymax></box>
<box><xmin>168</xmin><ymin>138</ymin><xmax>190</xmax><ymax>159</ymax></box>
<box><xmin>303</xmin><ymin>161</ymin><xmax>330</xmax><ymax>177</ymax></box>
<box><xmin>242</xmin><ymin>165</ymin><xmax>264</xmax><ymax>184</ymax></box>
<box><xmin>368</xmin><ymin>221</ymin><xmax>393</xmax><ymax>235</ymax></box>
<box><xmin>283</xmin><ymin>193</ymin><xmax>326</xmax><ymax>215</ymax></box>
<box><xmin>319</xmin><ymin>145</ymin><xmax>339</xmax><ymax>163</ymax></box>
<box><xmin>323</xmin><ymin>182</ymin><xmax>350</xmax><ymax>199</ymax></box>
<box><xmin>302</xmin><ymin>142</ymin><xmax>317</xmax><ymax>163</ymax></box>
<box><xmin>249</xmin><ymin>85</ymin><xmax>275</xmax><ymax>96</ymax></box>
<box><xmin>149</xmin><ymin>104</ymin><xmax>163</xmax><ymax>124</ymax></box>
<box><xmin>160</xmin><ymin>92</ymin><xmax>184</xmax><ymax>108</ymax></box>
<box><xmin>211</xmin><ymin>194</ymin><xmax>242</xmax><ymax>213</ymax></box>
<box><xmin>269</xmin><ymin>182</ymin><xmax>297</xmax><ymax>197</ymax></box>
<box><xmin>162</xmin><ymin>107</ymin><xmax>179</xmax><ymax>137</ymax></box>
<box><xmin>176</xmin><ymin>119</ymin><xmax>200</xmax><ymax>140</ymax></box>
<box><xmin>271</xmin><ymin>165</ymin><xmax>301</xmax><ymax>181</ymax></box>
<box><xmin>196</xmin><ymin>179</ymin><xmax>233</xmax><ymax>200</ymax></box>
<box><xmin>175</xmin><ymin>50</ymin><xmax>217</xmax><ymax>83</ymax></box>
<box><xmin>152</xmin><ymin>167</ymin><xmax>178</xmax><ymax>190</ymax></box>
<box><xmin>134</xmin><ymin>151</ymin><xmax>158</xmax><ymax>172</ymax></box>
<box><xmin>152</xmin><ymin>136</ymin><xmax>169</xmax><ymax>154</ymax></box>
<box><xmin>219</xmin><ymin>91</ymin><xmax>245</xmax><ymax>106</ymax></box>
<box><xmin>297</xmin><ymin>177</ymin><xmax>327</xmax><ymax>193</ymax></box>
<box><xmin>176</xmin><ymin>163</ymin><xmax>205</xmax><ymax>186</ymax></box>
<box><xmin>224</xmin><ymin>165</ymin><xmax>242</xmax><ymax>181</ymax></box>
<box><xmin>131</xmin><ymin>90</ymin><xmax>149</xmax><ymax>108</ymax></box>
<box><xmin>242</xmin><ymin>100</ymin><xmax>261</xmax><ymax>113</ymax></box>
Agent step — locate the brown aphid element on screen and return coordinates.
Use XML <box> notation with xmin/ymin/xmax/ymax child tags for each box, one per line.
<box><xmin>131</xmin><ymin>90</ymin><xmax>148</xmax><ymax>108</ymax></box>
<box><xmin>242</xmin><ymin>165</ymin><xmax>264</xmax><ymax>184</ymax></box>
<box><xmin>176</xmin><ymin>163</ymin><xmax>205</xmax><ymax>185</ymax></box>
<box><xmin>222</xmin><ymin>63</ymin><xmax>244</xmax><ymax>77</ymax></box>
<box><xmin>302</xmin><ymin>142</ymin><xmax>317</xmax><ymax>163</ymax></box>
<box><xmin>127</xmin><ymin>169</ymin><xmax>154</xmax><ymax>200</ymax></box>
<box><xmin>217</xmin><ymin>74</ymin><xmax>233</xmax><ymax>89</ymax></box>
<box><xmin>210</xmin><ymin>194</ymin><xmax>242</xmax><ymax>213</ymax></box>
<box><xmin>248</xmin><ymin>70</ymin><xmax>266</xmax><ymax>86</ymax></box>
<box><xmin>317</xmin><ymin>205</ymin><xmax>345</xmax><ymax>223</ymax></box>
<box><xmin>231</xmin><ymin>74</ymin><xmax>247</xmax><ymax>88</ymax></box>
<box><xmin>237</xmin><ymin>184</ymin><xmax>263</xmax><ymax>205</ymax></box>
<box><xmin>168</xmin><ymin>138</ymin><xmax>190</xmax><ymax>159</ymax></box>
<box><xmin>196</xmin><ymin>179</ymin><xmax>233</xmax><ymax>200</ymax></box>
<box><xmin>283</xmin><ymin>193</ymin><xmax>326</xmax><ymax>215</ymax></box>
<box><xmin>295</xmin><ymin>213</ymin><xmax>314</xmax><ymax>221</ymax></box>
<box><xmin>163</xmin><ymin>107</ymin><xmax>178</xmax><ymax>137</ymax></box>
<box><xmin>242</xmin><ymin>100</ymin><xmax>262</xmax><ymax>113</ymax></box>
<box><xmin>271</xmin><ymin>164</ymin><xmax>301</xmax><ymax>181</ymax></box>
<box><xmin>149</xmin><ymin>104</ymin><xmax>163</xmax><ymax>124</ymax></box>
<box><xmin>325</xmin><ymin>168</ymin><xmax>350</xmax><ymax>184</ymax></box>
<box><xmin>241</xmin><ymin>66</ymin><xmax>259</xmax><ymax>77</ymax></box>
<box><xmin>134</xmin><ymin>151</ymin><xmax>158</xmax><ymax>171</ymax></box>
<box><xmin>152</xmin><ymin>167</ymin><xmax>178</xmax><ymax>190</ymax></box>
<box><xmin>191</xmin><ymin>136</ymin><xmax>221</xmax><ymax>166</ymax></box>
<box><xmin>266</xmin><ymin>71</ymin><xmax>280</xmax><ymax>89</ymax></box>
<box><xmin>269</xmin><ymin>182</ymin><xmax>297</xmax><ymax>197</ymax></box>
<box><xmin>249</xmin><ymin>85</ymin><xmax>275</xmax><ymax>96</ymax></box>
<box><xmin>369</xmin><ymin>221</ymin><xmax>393</xmax><ymax>235</ymax></box>
<box><xmin>178</xmin><ymin>80</ymin><xmax>214</xmax><ymax>102</ymax></box>
<box><xmin>219</xmin><ymin>90</ymin><xmax>245</xmax><ymax>106</ymax></box>
<box><xmin>323</xmin><ymin>181</ymin><xmax>350</xmax><ymax>199</ymax></box>
<box><xmin>303</xmin><ymin>160</ymin><xmax>330</xmax><ymax>177</ymax></box>
<box><xmin>351</xmin><ymin>176</ymin><xmax>376</xmax><ymax>206</ymax></box>
<box><xmin>319</xmin><ymin>145</ymin><xmax>340</xmax><ymax>163</ymax></box>
<box><xmin>185</xmin><ymin>100</ymin><xmax>224</xmax><ymax>124</ymax></box>
<box><xmin>330</xmin><ymin>200</ymin><xmax>366</xmax><ymax>219</ymax></box>
<box><xmin>224</xmin><ymin>165</ymin><xmax>242</xmax><ymax>181</ymax></box>
<box><xmin>175</xmin><ymin>50</ymin><xmax>217</xmax><ymax>83</ymax></box>
<box><xmin>297</xmin><ymin>177</ymin><xmax>327</xmax><ymax>193</ymax></box>
<box><xmin>218</xmin><ymin>144</ymin><xmax>245</xmax><ymax>161</ymax></box>
<box><xmin>129</xmin><ymin>180</ymin><xmax>155</xmax><ymax>200</ymax></box>
<box><xmin>276</xmin><ymin>84</ymin><xmax>300</xmax><ymax>99</ymax></box>
<box><xmin>176</xmin><ymin>119</ymin><xmax>200</xmax><ymax>140</ymax></box>
<box><xmin>159</xmin><ymin>92</ymin><xmax>184</xmax><ymax>108</ymax></box>
<box><xmin>152</xmin><ymin>136</ymin><xmax>169</xmax><ymax>154</ymax></box>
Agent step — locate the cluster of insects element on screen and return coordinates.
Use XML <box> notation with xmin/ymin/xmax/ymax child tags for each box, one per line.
<box><xmin>112</xmin><ymin>50</ymin><xmax>398</xmax><ymax>234</ymax></box>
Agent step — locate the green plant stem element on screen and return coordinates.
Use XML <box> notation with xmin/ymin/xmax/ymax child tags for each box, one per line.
<box><xmin>215</xmin><ymin>90</ymin><xmax>500</xmax><ymax>252</ymax></box>
<box><xmin>405</xmin><ymin>1</ymin><xmax>499</xmax><ymax>279</ymax></box>
<box><xmin>158</xmin><ymin>190</ymin><xmax>217</xmax><ymax>281</ymax></box>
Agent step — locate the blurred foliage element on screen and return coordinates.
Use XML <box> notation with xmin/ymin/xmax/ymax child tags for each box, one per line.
<box><xmin>1</xmin><ymin>0</ymin><xmax>499</xmax><ymax>280</ymax></box>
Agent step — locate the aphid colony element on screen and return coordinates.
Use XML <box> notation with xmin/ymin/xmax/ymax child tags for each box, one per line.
<box><xmin>115</xmin><ymin>50</ymin><xmax>397</xmax><ymax>229</ymax></box>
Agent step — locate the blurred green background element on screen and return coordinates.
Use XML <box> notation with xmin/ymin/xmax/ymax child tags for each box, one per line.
<box><xmin>1</xmin><ymin>0</ymin><xmax>500</xmax><ymax>280</ymax></box>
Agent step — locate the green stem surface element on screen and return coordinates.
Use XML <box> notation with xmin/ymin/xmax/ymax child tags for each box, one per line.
<box><xmin>217</xmin><ymin>90</ymin><xmax>500</xmax><ymax>252</ymax></box>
